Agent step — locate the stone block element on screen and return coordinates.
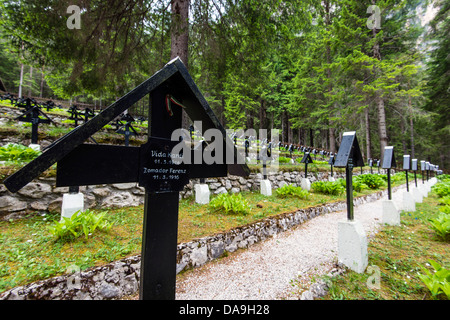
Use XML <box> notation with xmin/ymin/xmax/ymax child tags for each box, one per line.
<box><xmin>28</xmin><ymin>144</ymin><xmax>41</xmax><ymax>152</ymax></box>
<box><xmin>260</xmin><ymin>179</ymin><xmax>272</xmax><ymax>196</ymax></box>
<box><xmin>338</xmin><ymin>220</ymin><xmax>368</xmax><ymax>274</ymax></box>
<box><xmin>382</xmin><ymin>200</ymin><xmax>400</xmax><ymax>226</ymax></box>
<box><xmin>411</xmin><ymin>187</ymin><xmax>423</xmax><ymax>203</ymax></box>
<box><xmin>195</xmin><ymin>184</ymin><xmax>210</xmax><ymax>204</ymax></box>
<box><xmin>300</xmin><ymin>178</ymin><xmax>311</xmax><ymax>191</ymax></box>
<box><xmin>402</xmin><ymin>191</ymin><xmax>415</xmax><ymax>212</ymax></box>
<box><xmin>61</xmin><ymin>193</ymin><xmax>84</xmax><ymax>219</ymax></box>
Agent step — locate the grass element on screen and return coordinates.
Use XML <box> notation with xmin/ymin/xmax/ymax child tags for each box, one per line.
<box><xmin>312</xmin><ymin>192</ymin><xmax>449</xmax><ymax>300</ymax></box>
<box><xmin>0</xmin><ymin>179</ymin><xmax>397</xmax><ymax>294</ymax></box>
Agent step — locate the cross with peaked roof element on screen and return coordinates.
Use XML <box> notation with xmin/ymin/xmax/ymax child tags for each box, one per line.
<box><xmin>333</xmin><ymin>131</ymin><xmax>364</xmax><ymax>220</ymax></box>
<box><xmin>4</xmin><ymin>57</ymin><xmax>249</xmax><ymax>300</ymax></box>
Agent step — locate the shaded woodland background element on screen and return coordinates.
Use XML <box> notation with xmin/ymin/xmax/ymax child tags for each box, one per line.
<box><xmin>0</xmin><ymin>0</ymin><xmax>448</xmax><ymax>168</ymax></box>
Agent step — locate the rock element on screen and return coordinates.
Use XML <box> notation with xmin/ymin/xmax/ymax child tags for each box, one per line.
<box><xmin>53</xmin><ymin>187</ymin><xmax>70</xmax><ymax>194</ymax></box>
<box><xmin>231</xmin><ymin>187</ymin><xmax>240</xmax><ymax>194</ymax></box>
<box><xmin>98</xmin><ymin>283</ymin><xmax>120</xmax><ymax>300</ymax></box>
<box><xmin>30</xmin><ymin>201</ymin><xmax>48</xmax><ymax>211</ymax></box>
<box><xmin>209</xmin><ymin>241</ymin><xmax>224</xmax><ymax>259</ymax></box>
<box><xmin>214</xmin><ymin>187</ymin><xmax>227</xmax><ymax>194</ymax></box>
<box><xmin>191</xmin><ymin>245</ymin><xmax>208</xmax><ymax>267</ymax></box>
<box><xmin>48</xmin><ymin>198</ymin><xmax>63</xmax><ymax>213</ymax></box>
<box><xmin>102</xmin><ymin>192</ymin><xmax>138</xmax><ymax>208</ymax></box>
<box><xmin>112</xmin><ymin>183</ymin><xmax>137</xmax><ymax>190</ymax></box>
<box><xmin>0</xmin><ymin>196</ymin><xmax>27</xmax><ymax>212</ymax></box>
<box><xmin>92</xmin><ymin>188</ymin><xmax>111</xmax><ymax>197</ymax></box>
<box><xmin>17</xmin><ymin>183</ymin><xmax>51</xmax><ymax>199</ymax></box>
<box><xmin>300</xmin><ymin>290</ymin><xmax>314</xmax><ymax>300</ymax></box>
<box><xmin>239</xmin><ymin>177</ymin><xmax>247</xmax><ymax>185</ymax></box>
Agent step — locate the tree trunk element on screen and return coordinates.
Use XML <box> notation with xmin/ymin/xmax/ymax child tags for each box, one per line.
<box><xmin>376</xmin><ymin>93</ymin><xmax>388</xmax><ymax>155</ymax></box>
<box><xmin>329</xmin><ymin>127</ymin><xmax>336</xmax><ymax>153</ymax></box>
<box><xmin>365</xmin><ymin>107</ymin><xmax>372</xmax><ymax>159</ymax></box>
<box><xmin>28</xmin><ymin>67</ymin><xmax>33</xmax><ymax>97</ymax></box>
<box><xmin>18</xmin><ymin>63</ymin><xmax>24</xmax><ymax>98</ymax></box>
<box><xmin>18</xmin><ymin>42</ymin><xmax>24</xmax><ymax>98</ymax></box>
<box><xmin>408</xmin><ymin>82</ymin><xmax>415</xmax><ymax>158</ymax></box>
<box><xmin>170</xmin><ymin>0</ymin><xmax>190</xmax><ymax>129</ymax></box>
<box><xmin>372</xmin><ymin>4</ymin><xmax>388</xmax><ymax>157</ymax></box>
<box><xmin>40</xmin><ymin>65</ymin><xmax>45</xmax><ymax>98</ymax></box>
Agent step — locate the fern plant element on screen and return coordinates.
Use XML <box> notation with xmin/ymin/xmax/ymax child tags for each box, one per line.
<box><xmin>428</xmin><ymin>212</ymin><xmax>450</xmax><ymax>241</ymax></box>
<box><xmin>48</xmin><ymin>210</ymin><xmax>114</xmax><ymax>241</ymax></box>
<box><xmin>0</xmin><ymin>143</ymin><xmax>41</xmax><ymax>163</ymax></box>
<box><xmin>275</xmin><ymin>184</ymin><xmax>309</xmax><ymax>199</ymax></box>
<box><xmin>354</xmin><ymin>174</ymin><xmax>386</xmax><ymax>189</ymax></box>
<box><xmin>209</xmin><ymin>193</ymin><xmax>250</xmax><ymax>215</ymax></box>
<box><xmin>418</xmin><ymin>259</ymin><xmax>450</xmax><ymax>299</ymax></box>
<box><xmin>311</xmin><ymin>180</ymin><xmax>345</xmax><ymax>195</ymax></box>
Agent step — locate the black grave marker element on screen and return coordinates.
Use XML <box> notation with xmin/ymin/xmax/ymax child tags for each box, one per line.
<box><xmin>300</xmin><ymin>152</ymin><xmax>313</xmax><ymax>178</ymax></box>
<box><xmin>333</xmin><ymin>131</ymin><xmax>364</xmax><ymax>221</ymax></box>
<box><xmin>116</xmin><ymin>114</ymin><xmax>138</xmax><ymax>146</ymax></box>
<box><xmin>4</xmin><ymin>57</ymin><xmax>249</xmax><ymax>300</ymax></box>
<box><xmin>68</xmin><ymin>105</ymin><xmax>83</xmax><ymax>127</ymax></box>
<box><xmin>403</xmin><ymin>155</ymin><xmax>410</xmax><ymax>192</ymax></box>
<box><xmin>382</xmin><ymin>146</ymin><xmax>396</xmax><ymax>200</ymax></box>
<box><xmin>15</xmin><ymin>98</ymin><xmax>55</xmax><ymax>144</ymax></box>
<box><xmin>328</xmin><ymin>154</ymin><xmax>335</xmax><ymax>177</ymax></box>
<box><xmin>411</xmin><ymin>158</ymin><xmax>418</xmax><ymax>187</ymax></box>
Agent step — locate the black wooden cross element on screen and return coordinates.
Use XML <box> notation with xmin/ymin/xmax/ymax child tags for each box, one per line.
<box><xmin>3</xmin><ymin>57</ymin><xmax>249</xmax><ymax>300</ymax></box>
<box><xmin>333</xmin><ymin>132</ymin><xmax>364</xmax><ymax>221</ymax></box>
<box><xmin>15</xmin><ymin>98</ymin><xmax>55</xmax><ymax>144</ymax></box>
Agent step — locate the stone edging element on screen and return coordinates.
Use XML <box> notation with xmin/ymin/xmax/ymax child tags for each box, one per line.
<box><xmin>0</xmin><ymin>185</ymin><xmax>402</xmax><ymax>300</ymax></box>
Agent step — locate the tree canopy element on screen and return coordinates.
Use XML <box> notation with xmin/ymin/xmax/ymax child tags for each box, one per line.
<box><xmin>0</xmin><ymin>0</ymin><xmax>447</xmax><ymax>168</ymax></box>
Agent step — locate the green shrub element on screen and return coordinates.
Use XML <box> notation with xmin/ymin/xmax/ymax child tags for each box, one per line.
<box><xmin>311</xmin><ymin>180</ymin><xmax>345</xmax><ymax>195</ymax></box>
<box><xmin>48</xmin><ymin>210</ymin><xmax>114</xmax><ymax>242</ymax></box>
<box><xmin>354</xmin><ymin>174</ymin><xmax>386</xmax><ymax>189</ymax></box>
<box><xmin>209</xmin><ymin>193</ymin><xmax>250</xmax><ymax>215</ymax></box>
<box><xmin>0</xmin><ymin>143</ymin><xmax>41</xmax><ymax>163</ymax></box>
<box><xmin>428</xmin><ymin>212</ymin><xmax>450</xmax><ymax>241</ymax></box>
<box><xmin>433</xmin><ymin>182</ymin><xmax>450</xmax><ymax>198</ymax></box>
<box><xmin>275</xmin><ymin>184</ymin><xmax>309</xmax><ymax>199</ymax></box>
<box><xmin>437</xmin><ymin>174</ymin><xmax>450</xmax><ymax>183</ymax></box>
<box><xmin>418</xmin><ymin>259</ymin><xmax>450</xmax><ymax>299</ymax></box>
<box><xmin>278</xmin><ymin>156</ymin><xmax>291</xmax><ymax>164</ymax></box>
<box><xmin>438</xmin><ymin>196</ymin><xmax>450</xmax><ymax>206</ymax></box>
<box><xmin>336</xmin><ymin>177</ymin><xmax>367</xmax><ymax>193</ymax></box>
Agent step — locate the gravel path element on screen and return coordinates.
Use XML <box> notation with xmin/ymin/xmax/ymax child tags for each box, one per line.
<box><xmin>175</xmin><ymin>185</ymin><xmax>408</xmax><ymax>300</ymax></box>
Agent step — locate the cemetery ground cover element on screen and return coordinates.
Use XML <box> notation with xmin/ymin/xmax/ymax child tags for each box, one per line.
<box><xmin>309</xmin><ymin>188</ymin><xmax>449</xmax><ymax>300</ymax></box>
<box><xmin>0</xmin><ymin>175</ymin><xmax>407</xmax><ymax>294</ymax></box>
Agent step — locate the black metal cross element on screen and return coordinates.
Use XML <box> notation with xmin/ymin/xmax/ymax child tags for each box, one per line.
<box><xmin>15</xmin><ymin>98</ymin><xmax>54</xmax><ymax>144</ymax></box>
<box><xmin>115</xmin><ymin>114</ymin><xmax>138</xmax><ymax>147</ymax></box>
<box><xmin>68</xmin><ymin>105</ymin><xmax>83</xmax><ymax>127</ymax></box>
<box><xmin>4</xmin><ymin>58</ymin><xmax>249</xmax><ymax>300</ymax></box>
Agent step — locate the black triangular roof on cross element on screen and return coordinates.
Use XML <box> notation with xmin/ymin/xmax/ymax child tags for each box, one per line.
<box><xmin>4</xmin><ymin>57</ymin><xmax>250</xmax><ymax>193</ymax></box>
<box><xmin>333</xmin><ymin>131</ymin><xmax>364</xmax><ymax>168</ymax></box>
